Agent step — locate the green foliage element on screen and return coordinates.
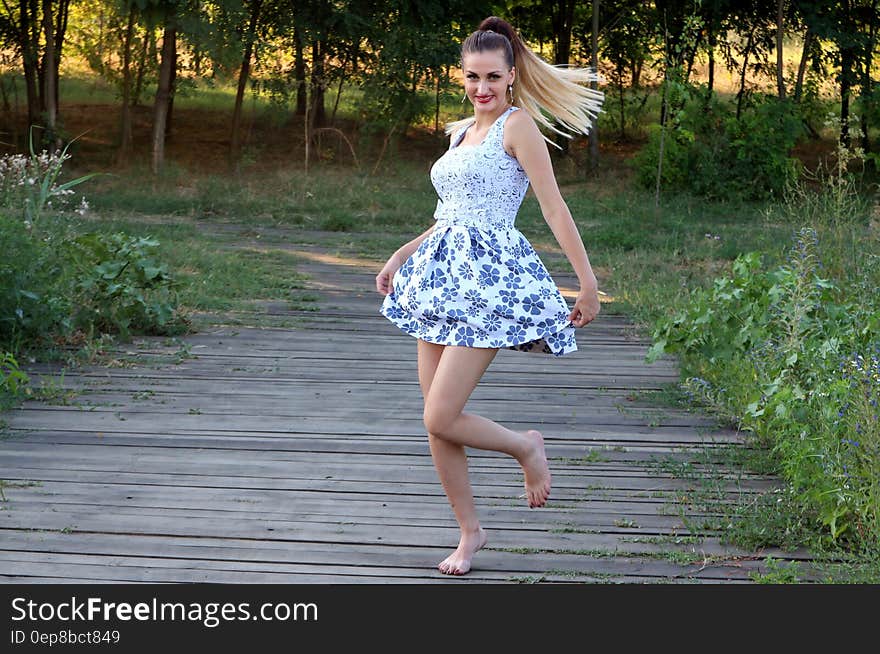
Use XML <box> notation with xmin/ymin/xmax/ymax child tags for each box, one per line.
<box><xmin>634</xmin><ymin>91</ymin><xmax>804</xmax><ymax>201</ymax></box>
<box><xmin>0</xmin><ymin>352</ymin><xmax>29</xmax><ymax>408</ymax></box>
<box><xmin>0</xmin><ymin>210</ymin><xmax>74</xmax><ymax>352</ymax></box>
<box><xmin>750</xmin><ymin>556</ymin><xmax>802</xmax><ymax>584</ymax></box>
<box><xmin>71</xmin><ymin>232</ymin><xmax>187</xmax><ymax>339</ymax></box>
<box><xmin>0</xmin><ymin>146</ymin><xmax>186</xmax><ymax>355</ymax></box>
<box><xmin>649</xmin><ymin>228</ymin><xmax>880</xmax><ymax>548</ymax></box>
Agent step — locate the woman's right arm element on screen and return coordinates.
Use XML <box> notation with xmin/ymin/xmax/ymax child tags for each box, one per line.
<box><xmin>375</xmin><ymin>223</ymin><xmax>436</xmax><ymax>296</ymax></box>
<box><xmin>394</xmin><ymin>223</ymin><xmax>437</xmax><ymax>263</ymax></box>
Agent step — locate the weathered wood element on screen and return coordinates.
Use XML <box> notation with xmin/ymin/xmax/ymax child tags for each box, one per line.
<box><xmin>0</xmin><ymin>236</ymin><xmax>792</xmax><ymax>583</ymax></box>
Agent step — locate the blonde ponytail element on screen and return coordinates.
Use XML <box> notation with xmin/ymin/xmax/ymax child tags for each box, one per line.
<box><xmin>447</xmin><ymin>16</ymin><xmax>605</xmax><ymax>149</ymax></box>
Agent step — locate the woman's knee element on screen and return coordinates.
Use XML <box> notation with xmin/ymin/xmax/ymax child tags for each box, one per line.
<box><xmin>423</xmin><ymin>403</ymin><xmax>458</xmax><ymax>438</ymax></box>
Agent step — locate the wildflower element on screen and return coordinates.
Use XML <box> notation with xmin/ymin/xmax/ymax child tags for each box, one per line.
<box><xmin>75</xmin><ymin>197</ymin><xmax>89</xmax><ymax>216</ymax></box>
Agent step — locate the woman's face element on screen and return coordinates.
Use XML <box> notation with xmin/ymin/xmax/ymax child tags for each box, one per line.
<box><xmin>462</xmin><ymin>49</ymin><xmax>515</xmax><ymax>115</ymax></box>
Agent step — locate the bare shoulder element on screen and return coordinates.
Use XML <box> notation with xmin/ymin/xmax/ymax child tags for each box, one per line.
<box><xmin>503</xmin><ymin>108</ymin><xmax>544</xmax><ymax>157</ymax></box>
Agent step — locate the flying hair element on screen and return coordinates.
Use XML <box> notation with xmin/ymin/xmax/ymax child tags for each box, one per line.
<box><xmin>448</xmin><ymin>16</ymin><xmax>605</xmax><ymax>149</ymax></box>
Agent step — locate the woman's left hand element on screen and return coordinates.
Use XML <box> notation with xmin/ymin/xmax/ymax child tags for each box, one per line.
<box><xmin>568</xmin><ymin>286</ymin><xmax>600</xmax><ymax>327</ymax></box>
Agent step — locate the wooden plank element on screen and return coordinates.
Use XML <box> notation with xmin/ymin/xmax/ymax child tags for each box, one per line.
<box><xmin>2</xmin><ymin>480</ymin><xmax>731</xmax><ymax>517</ymax></box>
<box><xmin>0</xmin><ymin>508</ymin><xmax>769</xmax><ymax>559</ymax></box>
<box><xmin>0</xmin><ymin>449</ymin><xmax>775</xmax><ymax>494</ymax></box>
<box><xmin>0</xmin><ymin>442</ymin><xmax>761</xmax><ymax>479</ymax></box>
<box><xmin>4</xmin><ymin>414</ymin><xmax>738</xmax><ymax>444</ymax></box>
<box><xmin>11</xmin><ymin>403</ymin><xmax>719</xmax><ymax>430</ymax></box>
<box><xmin>0</xmin><ymin>548</ymin><xmax>768</xmax><ymax>584</ymax></box>
<box><xmin>0</xmin><ymin>531</ymin><xmax>793</xmax><ymax>581</ymax></box>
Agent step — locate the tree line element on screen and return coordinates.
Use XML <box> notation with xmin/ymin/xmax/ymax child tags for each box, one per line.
<box><xmin>0</xmin><ymin>1</ymin><xmax>877</xmax><ymax>172</ymax></box>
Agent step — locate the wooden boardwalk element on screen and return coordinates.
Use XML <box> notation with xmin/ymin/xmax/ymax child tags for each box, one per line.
<box><xmin>0</xmin><ymin>234</ymin><xmax>802</xmax><ymax>583</ymax></box>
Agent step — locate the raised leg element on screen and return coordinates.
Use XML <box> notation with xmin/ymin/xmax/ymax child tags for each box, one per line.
<box><xmin>423</xmin><ymin>345</ymin><xmax>551</xmax><ymax>510</ymax></box>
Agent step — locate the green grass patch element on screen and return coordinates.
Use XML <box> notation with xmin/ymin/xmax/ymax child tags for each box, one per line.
<box><xmin>77</xmin><ymin>217</ymin><xmax>310</xmax><ymax>315</ymax></box>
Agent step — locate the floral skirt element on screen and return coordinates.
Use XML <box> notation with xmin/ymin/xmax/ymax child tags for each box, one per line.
<box><xmin>380</xmin><ymin>221</ymin><xmax>577</xmax><ymax>356</ymax></box>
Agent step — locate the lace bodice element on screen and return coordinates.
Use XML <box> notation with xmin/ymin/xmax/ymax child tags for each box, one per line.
<box><xmin>429</xmin><ymin>106</ymin><xmax>529</xmax><ymax>230</ymax></box>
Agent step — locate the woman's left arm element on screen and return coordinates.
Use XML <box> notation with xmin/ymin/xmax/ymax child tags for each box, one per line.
<box><xmin>505</xmin><ymin>110</ymin><xmax>600</xmax><ymax>327</ymax></box>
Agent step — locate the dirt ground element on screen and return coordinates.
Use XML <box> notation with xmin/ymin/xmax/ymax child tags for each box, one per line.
<box><xmin>0</xmin><ymin>94</ymin><xmax>839</xmax><ymax>188</ymax></box>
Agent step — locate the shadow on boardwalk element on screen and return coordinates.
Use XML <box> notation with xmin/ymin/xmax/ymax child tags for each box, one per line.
<box><xmin>0</xmin><ymin>230</ymin><xmax>804</xmax><ymax>583</ymax></box>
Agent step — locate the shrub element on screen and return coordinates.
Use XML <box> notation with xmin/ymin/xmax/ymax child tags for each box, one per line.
<box><xmin>634</xmin><ymin>90</ymin><xmax>804</xmax><ymax>201</ymax></box>
<box><xmin>0</xmin><ymin>144</ymin><xmax>186</xmax><ymax>354</ymax></box>
<box><xmin>0</xmin><ymin>352</ymin><xmax>29</xmax><ymax>409</ymax></box>
<box><xmin>71</xmin><ymin>232</ymin><xmax>188</xmax><ymax>340</ymax></box>
<box><xmin>0</xmin><ymin>212</ymin><xmax>73</xmax><ymax>352</ymax></box>
<box><xmin>649</xmin><ymin>228</ymin><xmax>879</xmax><ymax>548</ymax></box>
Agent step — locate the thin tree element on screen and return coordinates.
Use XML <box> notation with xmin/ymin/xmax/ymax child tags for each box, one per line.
<box><xmin>230</xmin><ymin>0</ymin><xmax>262</xmax><ymax>161</ymax></box>
<box><xmin>151</xmin><ymin>18</ymin><xmax>176</xmax><ymax>173</ymax></box>
<box><xmin>589</xmin><ymin>0</ymin><xmax>599</xmax><ymax>173</ymax></box>
<box><xmin>41</xmin><ymin>0</ymin><xmax>57</xmax><ymax>145</ymax></box>
<box><xmin>776</xmin><ymin>0</ymin><xmax>786</xmax><ymax>98</ymax></box>
<box><xmin>118</xmin><ymin>1</ymin><xmax>138</xmax><ymax>164</ymax></box>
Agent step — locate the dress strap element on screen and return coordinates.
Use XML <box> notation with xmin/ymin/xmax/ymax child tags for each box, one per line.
<box><xmin>487</xmin><ymin>106</ymin><xmax>518</xmax><ymax>146</ymax></box>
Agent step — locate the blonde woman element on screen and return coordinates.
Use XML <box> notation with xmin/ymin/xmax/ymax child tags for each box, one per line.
<box><xmin>376</xmin><ymin>16</ymin><xmax>604</xmax><ymax>576</ymax></box>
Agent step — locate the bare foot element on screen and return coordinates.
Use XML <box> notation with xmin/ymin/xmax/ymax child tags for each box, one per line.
<box><xmin>520</xmin><ymin>429</ymin><xmax>551</xmax><ymax>508</ymax></box>
<box><xmin>438</xmin><ymin>527</ymin><xmax>487</xmax><ymax>576</ymax></box>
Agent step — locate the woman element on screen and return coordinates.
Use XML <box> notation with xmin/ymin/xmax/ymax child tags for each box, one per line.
<box><xmin>375</xmin><ymin>16</ymin><xmax>604</xmax><ymax>576</ymax></box>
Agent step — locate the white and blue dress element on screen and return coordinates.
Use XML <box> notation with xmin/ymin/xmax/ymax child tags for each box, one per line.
<box><xmin>380</xmin><ymin>106</ymin><xmax>577</xmax><ymax>356</ymax></box>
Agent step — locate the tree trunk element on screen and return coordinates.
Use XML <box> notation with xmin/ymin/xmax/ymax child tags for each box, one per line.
<box><xmin>41</xmin><ymin>0</ymin><xmax>57</xmax><ymax>145</ymax></box>
<box><xmin>117</xmin><ymin>4</ymin><xmax>137</xmax><ymax>164</ymax></box>
<box><xmin>310</xmin><ymin>39</ymin><xmax>326</xmax><ymax>129</ymax></box>
<box><xmin>861</xmin><ymin>0</ymin><xmax>877</xmax><ymax>154</ymax></box>
<box><xmin>192</xmin><ymin>0</ymin><xmax>202</xmax><ymax>76</ymax></box>
<box><xmin>794</xmin><ymin>27</ymin><xmax>812</xmax><ymax>102</ymax></box>
<box><xmin>166</xmin><ymin>29</ymin><xmax>177</xmax><ymax>138</ymax></box>
<box><xmin>776</xmin><ymin>0</ymin><xmax>786</xmax><ymax>99</ymax></box>
<box><xmin>433</xmin><ymin>69</ymin><xmax>441</xmax><ymax>134</ymax></box>
<box><xmin>331</xmin><ymin>52</ymin><xmax>349</xmax><ymax>126</ymax></box>
<box><xmin>736</xmin><ymin>29</ymin><xmax>755</xmax><ymax>120</ymax></box>
<box><xmin>31</xmin><ymin>0</ymin><xmax>43</xmax><ymax>116</ymax></box>
<box><xmin>133</xmin><ymin>24</ymin><xmax>151</xmax><ymax>107</ymax></box>
<box><xmin>551</xmin><ymin>0</ymin><xmax>576</xmax><ymax>65</ymax></box>
<box><xmin>707</xmin><ymin>29</ymin><xmax>716</xmax><ymax>92</ymax></box>
<box><xmin>617</xmin><ymin>58</ymin><xmax>625</xmax><ymax>141</ymax></box>
<box><xmin>151</xmin><ymin>24</ymin><xmax>176</xmax><ymax>174</ymax></box>
<box><xmin>294</xmin><ymin>20</ymin><xmax>306</xmax><ymax>116</ymax></box>
<box><xmin>18</xmin><ymin>0</ymin><xmax>40</xmax><ymax>129</ymax></box>
<box><xmin>840</xmin><ymin>46</ymin><xmax>853</xmax><ymax>147</ymax></box>
<box><xmin>684</xmin><ymin>31</ymin><xmax>702</xmax><ymax>83</ymax></box>
<box><xmin>589</xmin><ymin>0</ymin><xmax>599</xmax><ymax>174</ymax></box>
<box><xmin>53</xmin><ymin>0</ymin><xmax>70</xmax><ymax>113</ymax></box>
<box><xmin>0</xmin><ymin>76</ymin><xmax>9</xmax><ymax>113</ymax></box>
<box><xmin>230</xmin><ymin>0</ymin><xmax>262</xmax><ymax>161</ymax></box>
<box><xmin>631</xmin><ymin>59</ymin><xmax>642</xmax><ymax>89</ymax></box>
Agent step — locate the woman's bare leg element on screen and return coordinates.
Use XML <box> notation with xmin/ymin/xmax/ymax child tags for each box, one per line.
<box><xmin>419</xmin><ymin>343</ymin><xmax>552</xmax><ymax>574</ymax></box>
<box><xmin>417</xmin><ymin>340</ymin><xmax>486</xmax><ymax>575</ymax></box>
<box><xmin>424</xmin><ymin>345</ymin><xmax>551</xmax><ymax>507</ymax></box>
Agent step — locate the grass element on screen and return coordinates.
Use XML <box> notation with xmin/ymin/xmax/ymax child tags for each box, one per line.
<box><xmin>75</xmin><ymin>216</ymin><xmax>312</xmax><ymax>315</ymax></box>
<box><xmin>646</xmin><ymin>442</ymin><xmax>880</xmax><ymax>583</ymax></box>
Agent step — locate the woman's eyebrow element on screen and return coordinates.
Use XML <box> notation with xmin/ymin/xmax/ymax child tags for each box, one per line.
<box><xmin>464</xmin><ymin>70</ymin><xmax>503</xmax><ymax>75</ymax></box>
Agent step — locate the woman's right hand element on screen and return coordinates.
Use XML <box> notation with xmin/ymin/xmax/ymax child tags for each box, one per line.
<box><xmin>375</xmin><ymin>254</ymin><xmax>402</xmax><ymax>296</ymax></box>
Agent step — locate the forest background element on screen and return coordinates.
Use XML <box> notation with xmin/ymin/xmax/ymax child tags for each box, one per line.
<box><xmin>1</xmin><ymin>0</ymin><xmax>879</xmax><ymax>580</ymax></box>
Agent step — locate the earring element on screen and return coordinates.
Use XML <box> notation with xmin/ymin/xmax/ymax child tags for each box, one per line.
<box><xmin>507</xmin><ymin>84</ymin><xmax>514</xmax><ymax>104</ymax></box>
<box><xmin>461</xmin><ymin>92</ymin><xmax>467</xmax><ymax>104</ymax></box>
